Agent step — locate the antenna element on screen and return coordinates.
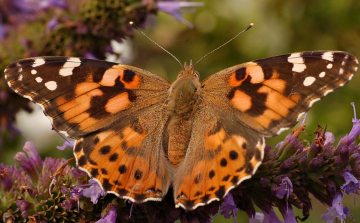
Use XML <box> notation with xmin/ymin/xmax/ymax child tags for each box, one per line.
<box><xmin>193</xmin><ymin>23</ymin><xmax>254</xmax><ymax>67</ymax></box>
<box><xmin>129</xmin><ymin>21</ymin><xmax>183</xmax><ymax>68</ymax></box>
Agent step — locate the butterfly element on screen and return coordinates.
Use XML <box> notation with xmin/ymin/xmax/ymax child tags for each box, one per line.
<box><xmin>4</xmin><ymin>51</ymin><xmax>358</xmax><ymax>210</ymax></box>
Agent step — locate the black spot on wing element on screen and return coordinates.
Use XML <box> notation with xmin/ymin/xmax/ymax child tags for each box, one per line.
<box><xmin>109</xmin><ymin>153</ymin><xmax>118</xmax><ymax>162</ymax></box>
<box><xmin>99</xmin><ymin>145</ymin><xmax>111</xmax><ymax>155</ymax></box>
<box><xmin>123</xmin><ymin>69</ymin><xmax>136</xmax><ymax>83</ymax></box>
<box><xmin>235</xmin><ymin>68</ymin><xmax>246</xmax><ymax>81</ymax></box>
<box><xmin>102</xmin><ymin>178</ymin><xmax>112</xmax><ymax>191</ymax></box>
<box><xmin>91</xmin><ymin>168</ymin><xmax>99</xmax><ymax>177</ymax></box>
<box><xmin>119</xmin><ymin>165</ymin><xmax>127</xmax><ymax>174</ymax></box>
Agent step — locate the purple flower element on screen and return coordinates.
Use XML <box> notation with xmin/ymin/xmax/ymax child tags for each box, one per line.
<box><xmin>320</xmin><ymin>192</ymin><xmax>353</xmax><ymax>223</ymax></box>
<box><xmin>348</xmin><ymin>102</ymin><xmax>360</xmax><ymax>143</ymax></box>
<box><xmin>0</xmin><ymin>22</ymin><xmax>6</xmax><ymax>40</ymax></box>
<box><xmin>96</xmin><ymin>203</ymin><xmax>117</xmax><ymax>223</ymax></box>
<box><xmin>12</xmin><ymin>0</ymin><xmax>67</xmax><ymax>13</ymax></box>
<box><xmin>14</xmin><ymin>152</ymin><xmax>38</xmax><ymax>181</ymax></box>
<box><xmin>249</xmin><ymin>208</ymin><xmax>283</xmax><ymax>223</ymax></box>
<box><xmin>84</xmin><ymin>51</ymin><xmax>98</xmax><ymax>59</ymax></box>
<box><xmin>0</xmin><ymin>164</ymin><xmax>12</xmax><ymax>190</ymax></box>
<box><xmin>61</xmin><ymin>198</ymin><xmax>76</xmax><ymax>210</ymax></box>
<box><xmin>22</xmin><ymin>141</ymin><xmax>42</xmax><ymax>172</ymax></box>
<box><xmin>16</xmin><ymin>200</ymin><xmax>31</xmax><ymax>211</ymax></box>
<box><xmin>274</xmin><ymin>177</ymin><xmax>293</xmax><ymax>201</ymax></box>
<box><xmin>68</xmin><ymin>186</ymin><xmax>83</xmax><ymax>211</ymax></box>
<box><xmin>324</xmin><ymin>132</ymin><xmax>335</xmax><ymax>146</ymax></box>
<box><xmin>47</xmin><ymin>17</ymin><xmax>58</xmax><ymax>32</ymax></box>
<box><xmin>82</xmin><ymin>179</ymin><xmax>106</xmax><ymax>204</ymax></box>
<box><xmin>56</xmin><ymin>139</ymin><xmax>75</xmax><ymax>150</ymax></box>
<box><xmin>157</xmin><ymin>1</ymin><xmax>204</xmax><ymax>28</ymax></box>
<box><xmin>341</xmin><ymin>172</ymin><xmax>360</xmax><ymax>195</ymax></box>
<box><xmin>219</xmin><ymin>193</ymin><xmax>238</xmax><ymax>221</ymax></box>
<box><xmin>277</xmin><ymin>201</ymin><xmax>297</xmax><ymax>223</ymax></box>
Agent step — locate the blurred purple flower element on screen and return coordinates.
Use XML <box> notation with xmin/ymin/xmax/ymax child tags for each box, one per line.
<box><xmin>348</xmin><ymin>102</ymin><xmax>360</xmax><ymax>143</ymax></box>
<box><xmin>341</xmin><ymin>172</ymin><xmax>360</xmax><ymax>195</ymax></box>
<box><xmin>61</xmin><ymin>198</ymin><xmax>75</xmax><ymax>210</ymax></box>
<box><xmin>0</xmin><ymin>164</ymin><xmax>12</xmax><ymax>190</ymax></box>
<box><xmin>274</xmin><ymin>177</ymin><xmax>293</xmax><ymax>201</ymax></box>
<box><xmin>16</xmin><ymin>200</ymin><xmax>31</xmax><ymax>211</ymax></box>
<box><xmin>320</xmin><ymin>192</ymin><xmax>354</xmax><ymax>223</ymax></box>
<box><xmin>84</xmin><ymin>51</ymin><xmax>98</xmax><ymax>59</ymax></box>
<box><xmin>14</xmin><ymin>142</ymin><xmax>42</xmax><ymax>181</ymax></box>
<box><xmin>82</xmin><ymin>179</ymin><xmax>106</xmax><ymax>204</ymax></box>
<box><xmin>96</xmin><ymin>203</ymin><xmax>117</xmax><ymax>223</ymax></box>
<box><xmin>157</xmin><ymin>1</ymin><xmax>204</xmax><ymax>28</ymax></box>
<box><xmin>219</xmin><ymin>193</ymin><xmax>238</xmax><ymax>221</ymax></box>
<box><xmin>22</xmin><ymin>141</ymin><xmax>42</xmax><ymax>171</ymax></box>
<box><xmin>12</xmin><ymin>0</ymin><xmax>68</xmax><ymax>13</ymax></box>
<box><xmin>0</xmin><ymin>22</ymin><xmax>6</xmax><ymax>40</ymax></box>
<box><xmin>47</xmin><ymin>17</ymin><xmax>58</xmax><ymax>32</ymax></box>
<box><xmin>249</xmin><ymin>208</ymin><xmax>283</xmax><ymax>223</ymax></box>
<box><xmin>69</xmin><ymin>186</ymin><xmax>83</xmax><ymax>211</ymax></box>
<box><xmin>278</xmin><ymin>202</ymin><xmax>296</xmax><ymax>223</ymax></box>
<box><xmin>324</xmin><ymin>132</ymin><xmax>335</xmax><ymax>146</ymax></box>
<box><xmin>56</xmin><ymin>139</ymin><xmax>75</xmax><ymax>150</ymax></box>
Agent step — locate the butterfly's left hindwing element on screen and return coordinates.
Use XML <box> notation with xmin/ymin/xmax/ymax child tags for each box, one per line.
<box><xmin>202</xmin><ymin>51</ymin><xmax>358</xmax><ymax>136</ymax></box>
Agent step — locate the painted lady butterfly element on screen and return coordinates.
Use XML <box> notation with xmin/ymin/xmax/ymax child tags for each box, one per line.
<box><xmin>4</xmin><ymin>51</ymin><xmax>358</xmax><ymax>210</ymax></box>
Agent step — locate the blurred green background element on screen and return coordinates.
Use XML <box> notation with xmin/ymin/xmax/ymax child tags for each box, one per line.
<box><xmin>2</xmin><ymin>0</ymin><xmax>360</xmax><ymax>222</ymax></box>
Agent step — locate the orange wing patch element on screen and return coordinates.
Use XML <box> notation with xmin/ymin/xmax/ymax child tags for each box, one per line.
<box><xmin>230</xmin><ymin>90</ymin><xmax>252</xmax><ymax>112</ymax></box>
<box><xmin>101</xmin><ymin>66</ymin><xmax>141</xmax><ymax>89</ymax></box>
<box><xmin>228</xmin><ymin>65</ymin><xmax>265</xmax><ymax>87</ymax></box>
<box><xmin>105</xmin><ymin>92</ymin><xmax>131</xmax><ymax>114</ymax></box>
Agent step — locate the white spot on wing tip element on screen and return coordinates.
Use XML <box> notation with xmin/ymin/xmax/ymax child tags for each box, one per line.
<box><xmin>32</xmin><ymin>58</ymin><xmax>46</xmax><ymax>67</ymax></box>
<box><xmin>324</xmin><ymin>89</ymin><xmax>333</xmax><ymax>96</ymax></box>
<box><xmin>349</xmin><ymin>74</ymin><xmax>354</xmax><ymax>80</ymax></box>
<box><xmin>288</xmin><ymin>53</ymin><xmax>306</xmax><ymax>72</ymax></box>
<box><xmin>326</xmin><ymin>63</ymin><xmax>333</xmax><ymax>69</ymax></box>
<box><xmin>319</xmin><ymin>71</ymin><xmax>326</xmax><ymax>78</ymax></box>
<box><xmin>322</xmin><ymin>52</ymin><xmax>334</xmax><ymax>62</ymax></box>
<box><xmin>18</xmin><ymin>74</ymin><xmax>23</xmax><ymax>81</ymax></box>
<box><xmin>276</xmin><ymin>127</ymin><xmax>290</xmax><ymax>135</ymax></box>
<box><xmin>37</xmin><ymin>103</ymin><xmax>45</xmax><ymax>111</ymax></box>
<box><xmin>297</xmin><ymin>112</ymin><xmax>305</xmax><ymax>122</ymax></box>
<box><xmin>309</xmin><ymin>98</ymin><xmax>321</xmax><ymax>107</ymax></box>
<box><xmin>68</xmin><ymin>57</ymin><xmax>81</xmax><ymax>63</ymax></box>
<box><xmin>339</xmin><ymin>68</ymin><xmax>344</xmax><ymax>75</ymax></box>
<box><xmin>59</xmin><ymin>130</ymin><xmax>69</xmax><ymax>137</ymax></box>
<box><xmin>31</xmin><ymin>69</ymin><xmax>37</xmax><ymax>75</ymax></box>
<box><xmin>35</xmin><ymin>77</ymin><xmax>43</xmax><ymax>83</ymax></box>
<box><xmin>23</xmin><ymin>95</ymin><xmax>33</xmax><ymax>101</ymax></box>
<box><xmin>60</xmin><ymin>57</ymin><xmax>82</xmax><ymax>76</ymax></box>
<box><xmin>45</xmin><ymin>81</ymin><xmax>57</xmax><ymax>90</ymax></box>
<box><xmin>303</xmin><ymin>76</ymin><xmax>316</xmax><ymax>86</ymax></box>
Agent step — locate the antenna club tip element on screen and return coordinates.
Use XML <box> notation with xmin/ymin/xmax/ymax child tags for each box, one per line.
<box><xmin>129</xmin><ymin>21</ymin><xmax>134</xmax><ymax>25</ymax></box>
<box><xmin>250</xmin><ymin>23</ymin><xmax>254</xmax><ymax>26</ymax></box>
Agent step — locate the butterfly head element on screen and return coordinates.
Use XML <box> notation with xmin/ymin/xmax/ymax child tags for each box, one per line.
<box><xmin>177</xmin><ymin>60</ymin><xmax>199</xmax><ymax>79</ymax></box>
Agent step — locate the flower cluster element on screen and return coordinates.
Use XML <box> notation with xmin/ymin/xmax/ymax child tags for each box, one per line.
<box><xmin>0</xmin><ymin>0</ymin><xmax>204</xmax><ymax>150</ymax></box>
<box><xmin>0</xmin><ymin>141</ymin><xmax>121</xmax><ymax>222</ymax></box>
